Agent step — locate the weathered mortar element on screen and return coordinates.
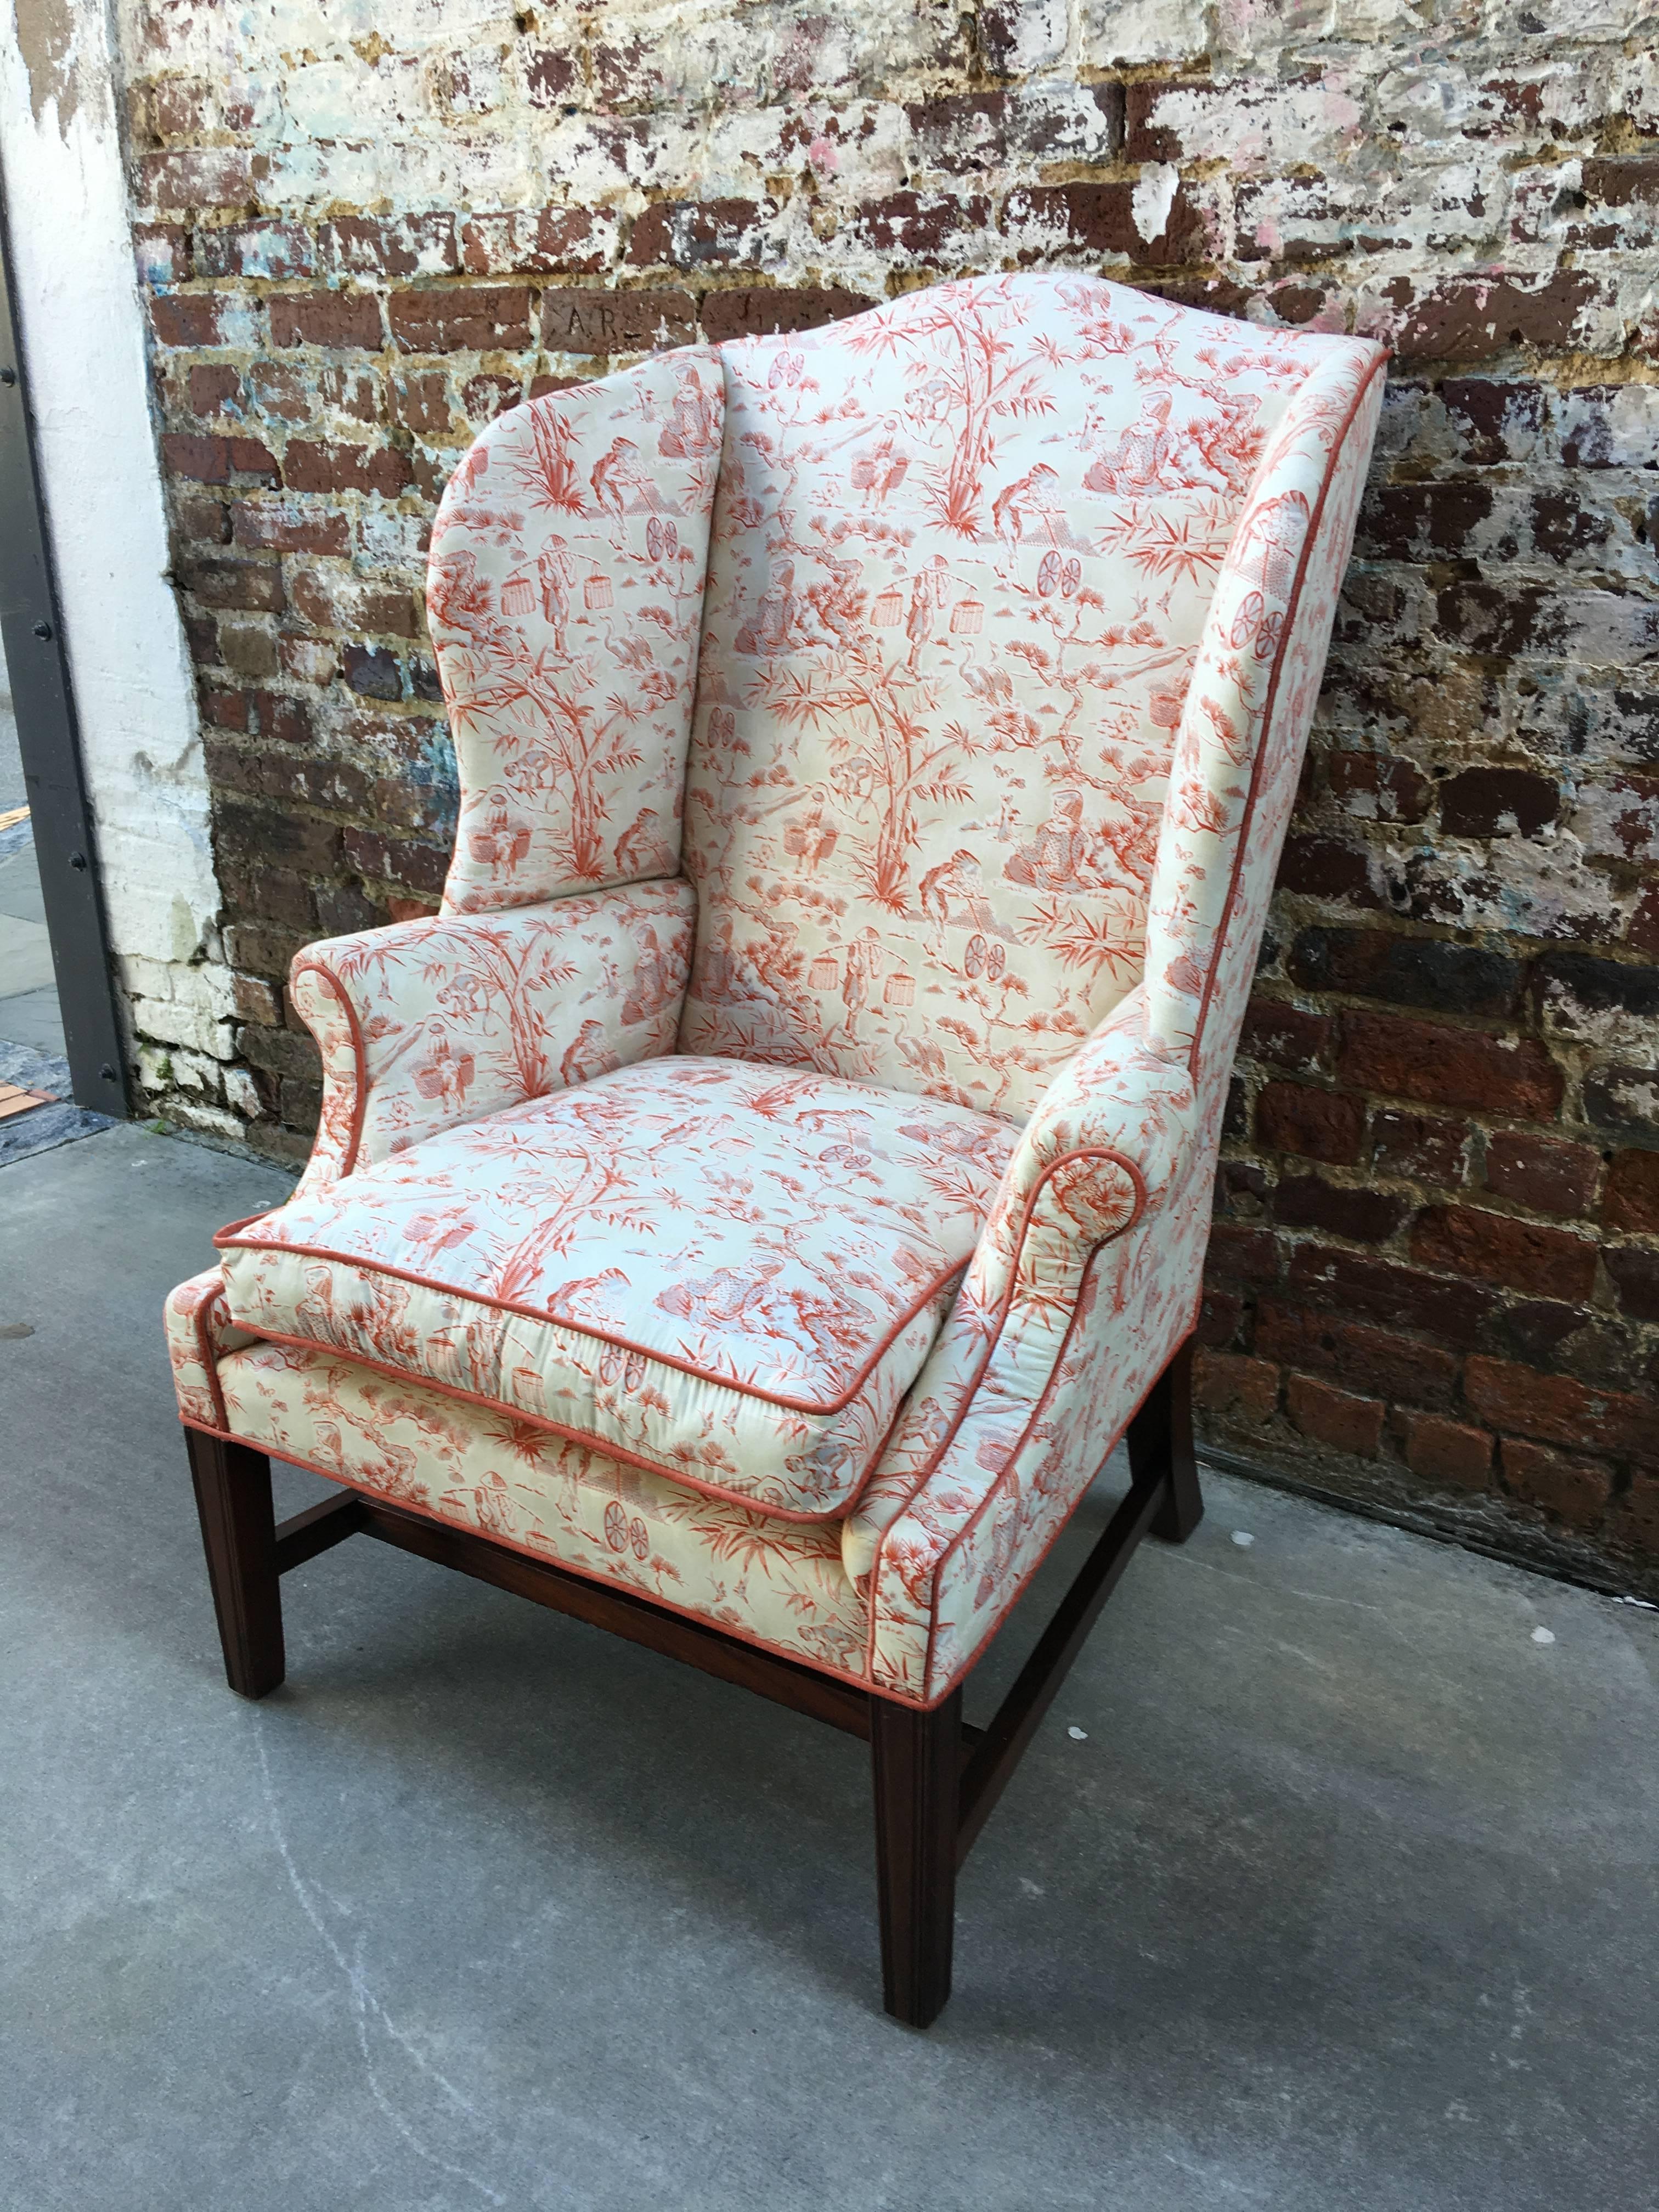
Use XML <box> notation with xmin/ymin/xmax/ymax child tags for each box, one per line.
<box><xmin>115</xmin><ymin>0</ymin><xmax>1659</xmax><ymax>1588</ymax></box>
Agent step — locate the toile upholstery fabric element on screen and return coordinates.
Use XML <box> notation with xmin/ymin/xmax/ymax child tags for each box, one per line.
<box><xmin>214</xmin><ymin>1056</ymin><xmax>1015</xmax><ymax>1520</ymax></box>
<box><xmin>166</xmin><ymin>272</ymin><xmax>1386</xmax><ymax>1707</ymax></box>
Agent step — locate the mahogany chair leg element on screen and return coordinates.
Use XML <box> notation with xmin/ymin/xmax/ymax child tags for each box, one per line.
<box><xmin>185</xmin><ymin>1429</ymin><xmax>285</xmax><ymax>1698</ymax></box>
<box><xmin>1130</xmin><ymin>1337</ymin><xmax>1204</xmax><ymax>1544</ymax></box>
<box><xmin>871</xmin><ymin>1687</ymin><xmax>962</xmax><ymax>2028</ymax></box>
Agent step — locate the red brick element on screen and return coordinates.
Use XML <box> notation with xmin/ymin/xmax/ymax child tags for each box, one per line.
<box><xmin>247</xmin><ymin>692</ymin><xmax>314</xmax><ymax>744</ymax></box>
<box><xmin>1327</xmin><ymin>749</ymin><xmax>1433</xmax><ymax>823</ymax></box>
<box><xmin>589</xmin><ymin>36</ymin><xmax>659</xmax><ymax>107</ymax></box>
<box><xmin>1287</xmin><ymin>1246</ymin><xmax>1495</xmax><ymax>1348</ymax></box>
<box><xmin>1339</xmin><ymin>1011</ymin><xmax>1564</xmax><ymax>1119</ymax></box>
<box><xmin>1272</xmin><ymin>1175</ymin><xmax>1406</xmax><ymax>1244</ymax></box>
<box><xmin>1483</xmin><ymin>1131</ymin><xmax>1600</xmax><ymax>1218</ymax></box>
<box><xmin>1372</xmin><ymin>1109</ymin><xmax>1469</xmax><ymax>1186</ymax></box>
<box><xmin>543</xmin><ymin>287</ymin><xmax>698</xmax><ymax>353</ymax></box>
<box><xmin>230</xmin><ymin>971</ymin><xmax>283</xmax><ymax>1025</ymax></box>
<box><xmin>187</xmin><ymin>364</ymin><xmax>241</xmax><ymax>416</ymax></box>
<box><xmin>1206</xmin><ymin>1223</ymin><xmax>1279</xmax><ymax>1284</ymax></box>
<box><xmin>1409</xmin><ymin>1204</ymin><xmax>1597</xmax><ymax>1300</ymax></box>
<box><xmin>1362</xmin><ymin>482</ymin><xmax>1495</xmax><ymax>558</ymax></box>
<box><xmin>342</xmin><ymin>644</ymin><xmax>403</xmax><ymax>699</ymax></box>
<box><xmin>341</xmin><ymin>827</ymin><xmax>450</xmax><ymax>895</ymax></box>
<box><xmin>388</xmin><ymin>286</ymin><xmax>533</xmax><ymax>353</ymax></box>
<box><xmin>1002</xmin><ymin>180</ymin><xmax>1202</xmax><ymax>265</ymax></box>
<box><xmin>1498</xmin><ymin>1437</ymin><xmax>1613</xmax><ymax>1528</ymax></box>
<box><xmin>150</xmin><ymin>291</ymin><xmax>240</xmax><ymax>347</ymax></box>
<box><xmin>133</xmin><ymin>221</ymin><xmax>190</xmax><ymax>286</ymax></box>
<box><xmin>1257</xmin><ymin>1081</ymin><xmax>1364</xmax><ymax>1165</ymax></box>
<box><xmin>278</xmin><ymin>636</ymin><xmax>337</xmax><ymax>686</ymax></box>
<box><xmin>1440</xmin><ymin>765</ymin><xmax>1560</xmax><ymax>838</ymax></box>
<box><xmin>174</xmin><ymin>496</ymin><xmax>229</xmax><ymax>546</ymax></box>
<box><xmin>281</xmin><ymin>441</ymin><xmax>413</xmax><ymax>498</ymax></box>
<box><xmin>1630</xmin><ymin>884</ymin><xmax>1659</xmax><ymax>957</ymax></box>
<box><xmin>459</xmin><ymin>209</ymin><xmax>603</xmax><ymax>276</ymax></box>
<box><xmin>387</xmin><ymin>896</ymin><xmax>443</xmax><ymax>923</ymax></box>
<box><xmin>242</xmin><ymin>362</ymin><xmax>311</xmax><ymax>422</ymax></box>
<box><xmin>1384</xmin><ymin>271</ymin><xmax>1600</xmax><ymax>360</ymax></box>
<box><xmin>1195</xmin><ymin>1283</ymin><xmax>1243</xmax><ymax>1347</ymax></box>
<box><xmin>461</xmin><ymin>374</ymin><xmax>522</xmax><ymax>422</ymax></box>
<box><xmin>1239</xmin><ymin>997</ymin><xmax>1330</xmax><ymax>1076</ymax></box>
<box><xmin>1122</xmin><ymin>79</ymin><xmax>1202</xmax><ymax>162</ymax></box>
<box><xmin>1286</xmin><ymin>1372</ymin><xmax>1385</xmax><ymax>1457</ymax></box>
<box><xmin>1193</xmin><ymin>1350</ymin><xmax>1279</xmax><ymax>1423</ymax></box>
<box><xmin>1255</xmin><ymin>1301</ymin><xmax>1460</xmax><ymax>1408</ymax></box>
<box><xmin>1441</xmin><ymin>377</ymin><xmax>1546</xmax><ymax>464</ymax></box>
<box><xmin>269</xmin><ymin>291</ymin><xmax>383</xmax><ymax>349</ymax></box>
<box><xmin>319</xmin><ymin>214</ymin><xmax>459</xmax><ymax>279</ymax></box>
<box><xmin>388</xmin><ymin>370</ymin><xmax>452</xmax><ymax>435</ymax></box>
<box><xmin>1604</xmin><ymin>1150</ymin><xmax>1659</xmax><ymax>1234</ymax></box>
<box><xmin>318</xmin><ymin>364</ymin><xmax>382</xmax><ymax>425</ymax></box>
<box><xmin>1403</xmin><ymin>1413</ymin><xmax>1493</xmax><ymax>1489</ymax></box>
<box><xmin>1290</xmin><ymin>927</ymin><xmax>1522</xmax><ymax>1019</ymax></box>
<box><xmin>161</xmin><ymin>433</ymin><xmax>278</xmax><ymax>486</ymax></box>
<box><xmin>231</xmin><ymin>501</ymin><xmax>351</xmax><ymax>556</ymax></box>
<box><xmin>627</xmin><ymin>198</ymin><xmax>770</xmax><ymax>268</ymax></box>
<box><xmin>852</xmin><ymin>191</ymin><xmax>992</xmax><ymax>255</ymax></box>
<box><xmin>698</xmin><ymin>288</ymin><xmax>870</xmax><ymax>343</ymax></box>
<box><xmin>217</xmin><ymin>624</ymin><xmax>278</xmax><ymax>679</ymax></box>
<box><xmin>135</xmin><ymin>149</ymin><xmax>253</xmax><ymax>211</ymax></box>
<box><xmin>524</xmin><ymin>48</ymin><xmax>580</xmax><ymax>105</ymax></box>
<box><xmin>195</xmin><ymin>222</ymin><xmax>314</xmax><ymax>281</ymax></box>
<box><xmin>1464</xmin><ymin>1357</ymin><xmax>1657</xmax><ymax>1460</ymax></box>
<box><xmin>1276</xmin><ymin>833</ymin><xmax>1384</xmax><ymax>907</ymax></box>
<box><xmin>179</xmin><ymin>558</ymin><xmax>283</xmax><ymax>614</ymax></box>
<box><xmin>1605</xmin><ymin>1244</ymin><xmax>1659</xmax><ymax>1323</ymax></box>
<box><xmin>197</xmin><ymin>685</ymin><xmax>249</xmax><ymax>731</ymax></box>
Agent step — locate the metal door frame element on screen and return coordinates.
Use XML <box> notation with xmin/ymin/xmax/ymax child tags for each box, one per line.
<box><xmin>0</xmin><ymin>164</ymin><xmax>128</xmax><ymax>1116</ymax></box>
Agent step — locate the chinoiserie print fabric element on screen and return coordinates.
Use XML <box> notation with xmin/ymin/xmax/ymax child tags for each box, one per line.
<box><xmin>166</xmin><ymin>272</ymin><xmax>1385</xmax><ymax>1706</ymax></box>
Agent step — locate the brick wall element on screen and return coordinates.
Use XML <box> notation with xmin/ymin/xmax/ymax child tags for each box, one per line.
<box><xmin>117</xmin><ymin>0</ymin><xmax>1659</xmax><ymax>1589</ymax></box>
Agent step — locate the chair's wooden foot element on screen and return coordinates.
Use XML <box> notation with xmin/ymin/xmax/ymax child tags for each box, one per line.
<box><xmin>871</xmin><ymin>1688</ymin><xmax>961</xmax><ymax>2028</ymax></box>
<box><xmin>185</xmin><ymin>1429</ymin><xmax>285</xmax><ymax>1697</ymax></box>
<box><xmin>1130</xmin><ymin>1338</ymin><xmax>1204</xmax><ymax>1545</ymax></box>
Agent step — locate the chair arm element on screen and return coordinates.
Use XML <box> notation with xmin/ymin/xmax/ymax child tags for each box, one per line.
<box><xmin>290</xmin><ymin>877</ymin><xmax>696</xmax><ymax>1192</ymax></box>
<box><xmin>845</xmin><ymin>986</ymin><xmax>1207</xmax><ymax>1699</ymax></box>
<box><xmin>165</xmin><ymin>1266</ymin><xmax>260</xmax><ymax>1429</ymax></box>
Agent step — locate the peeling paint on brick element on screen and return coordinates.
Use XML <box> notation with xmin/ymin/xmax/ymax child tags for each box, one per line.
<box><xmin>104</xmin><ymin>0</ymin><xmax>1659</xmax><ymax>1585</ymax></box>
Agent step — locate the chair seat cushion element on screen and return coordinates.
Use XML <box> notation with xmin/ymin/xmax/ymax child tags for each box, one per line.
<box><xmin>216</xmin><ymin>1056</ymin><xmax>1016</xmax><ymax>1520</ymax></box>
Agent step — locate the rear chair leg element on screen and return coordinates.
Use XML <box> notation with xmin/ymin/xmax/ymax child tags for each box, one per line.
<box><xmin>184</xmin><ymin>1429</ymin><xmax>285</xmax><ymax>1697</ymax></box>
<box><xmin>1129</xmin><ymin>1337</ymin><xmax>1204</xmax><ymax>1544</ymax></box>
<box><xmin>871</xmin><ymin>1688</ymin><xmax>961</xmax><ymax>2028</ymax></box>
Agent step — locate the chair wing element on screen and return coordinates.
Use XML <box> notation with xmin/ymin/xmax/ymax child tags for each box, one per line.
<box><xmin>848</xmin><ymin>337</ymin><xmax>1388</xmax><ymax>1702</ymax></box>
<box><xmin>427</xmin><ymin>349</ymin><xmax>724</xmax><ymax>917</ymax></box>
<box><xmin>679</xmin><ymin>274</ymin><xmax>1362</xmax><ymax>1122</ymax></box>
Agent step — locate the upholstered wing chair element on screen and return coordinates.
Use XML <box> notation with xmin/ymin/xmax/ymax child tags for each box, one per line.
<box><xmin>167</xmin><ymin>273</ymin><xmax>1384</xmax><ymax>2026</ymax></box>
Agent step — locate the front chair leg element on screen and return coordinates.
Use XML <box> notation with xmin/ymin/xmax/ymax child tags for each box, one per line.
<box><xmin>1129</xmin><ymin>1337</ymin><xmax>1204</xmax><ymax>1544</ymax></box>
<box><xmin>871</xmin><ymin>1688</ymin><xmax>962</xmax><ymax>2028</ymax></box>
<box><xmin>184</xmin><ymin>1429</ymin><xmax>285</xmax><ymax>1697</ymax></box>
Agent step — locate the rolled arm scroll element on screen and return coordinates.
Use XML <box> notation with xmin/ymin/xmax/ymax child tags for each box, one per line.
<box><xmin>291</xmin><ymin>877</ymin><xmax>697</xmax><ymax>1193</ymax></box>
<box><xmin>845</xmin><ymin>987</ymin><xmax>1205</xmax><ymax>1700</ymax></box>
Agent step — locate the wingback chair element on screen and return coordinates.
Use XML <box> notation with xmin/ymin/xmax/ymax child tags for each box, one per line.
<box><xmin>166</xmin><ymin>273</ymin><xmax>1385</xmax><ymax>2025</ymax></box>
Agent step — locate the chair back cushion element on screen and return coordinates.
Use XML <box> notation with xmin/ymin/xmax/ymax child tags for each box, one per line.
<box><xmin>678</xmin><ymin>273</ymin><xmax>1342</xmax><ymax>1121</ymax></box>
<box><xmin>428</xmin><ymin>351</ymin><xmax>724</xmax><ymax>915</ymax></box>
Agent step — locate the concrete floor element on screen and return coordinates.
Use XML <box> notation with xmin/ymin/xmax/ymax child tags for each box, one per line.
<box><xmin>3</xmin><ymin>1122</ymin><xmax>1657</xmax><ymax>2212</ymax></box>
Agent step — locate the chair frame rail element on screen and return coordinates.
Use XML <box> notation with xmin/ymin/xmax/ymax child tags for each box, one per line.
<box><xmin>184</xmin><ymin>1337</ymin><xmax>1200</xmax><ymax>2028</ymax></box>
